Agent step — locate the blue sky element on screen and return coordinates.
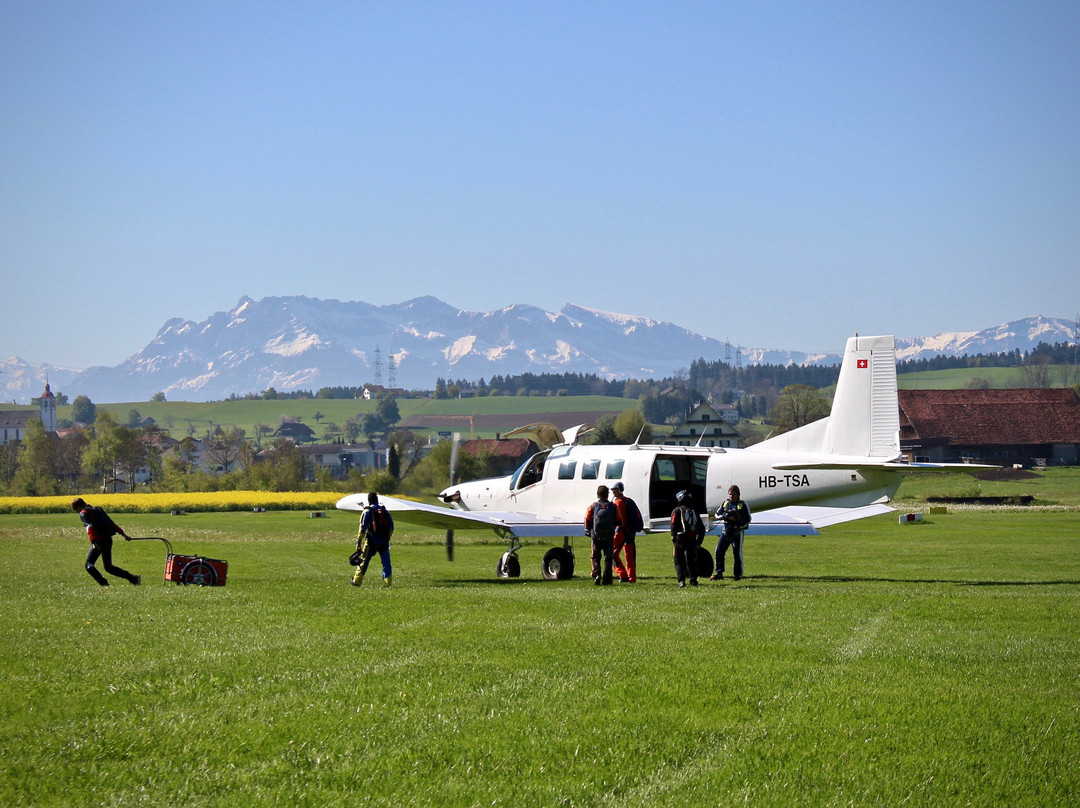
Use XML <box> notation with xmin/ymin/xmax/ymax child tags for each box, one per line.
<box><xmin>3</xmin><ymin>1</ymin><xmax>1078</xmax><ymax>370</ymax></box>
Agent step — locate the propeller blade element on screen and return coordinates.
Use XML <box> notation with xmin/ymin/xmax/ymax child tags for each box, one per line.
<box><xmin>446</xmin><ymin>432</ymin><xmax>460</xmax><ymax>561</ymax></box>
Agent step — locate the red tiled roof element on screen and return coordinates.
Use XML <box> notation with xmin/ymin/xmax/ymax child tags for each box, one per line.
<box><xmin>899</xmin><ymin>389</ymin><xmax>1080</xmax><ymax>445</ymax></box>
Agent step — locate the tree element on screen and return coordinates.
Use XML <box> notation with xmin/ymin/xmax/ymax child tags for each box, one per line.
<box><xmin>151</xmin><ymin>392</ymin><xmax>167</xmax><ymax>402</ymax></box>
<box><xmin>203</xmin><ymin>427</ymin><xmax>248</xmax><ymax>474</ymax></box>
<box><xmin>248</xmin><ymin>438</ymin><xmax>308</xmax><ymax>491</ymax></box>
<box><xmin>12</xmin><ymin>420</ymin><xmax>62</xmax><ymax>495</ymax></box>
<box><xmin>253</xmin><ymin>423</ymin><xmax>273</xmax><ymax>447</ymax></box>
<box><xmin>767</xmin><ymin>384</ymin><xmax>831</xmax><ymax>433</ymax></box>
<box><xmin>71</xmin><ymin>395</ymin><xmax>96</xmax><ymax>425</ymax></box>
<box><xmin>1019</xmin><ymin>355</ymin><xmax>1053</xmax><ymax>388</ymax></box>
<box><xmin>614</xmin><ymin>408</ymin><xmax>651</xmax><ymax>444</ymax></box>
<box><xmin>401</xmin><ymin>438</ymin><xmax>482</xmax><ymax>492</ymax></box>
<box><xmin>587</xmin><ymin>415</ymin><xmax>618</xmax><ymax>445</ymax></box>
<box><xmin>81</xmin><ymin>411</ymin><xmax>142</xmax><ymax>490</ymax></box>
<box><xmin>343</xmin><ymin>419</ymin><xmax>362</xmax><ymax>444</ymax></box>
<box><xmin>359</xmin><ymin>412</ymin><xmax>384</xmax><ymax>437</ymax></box>
<box><xmin>375</xmin><ymin>395</ymin><xmax>400</xmax><ymax>428</ymax></box>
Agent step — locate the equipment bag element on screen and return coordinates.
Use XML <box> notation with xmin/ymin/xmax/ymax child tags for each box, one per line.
<box><xmin>592</xmin><ymin>499</ymin><xmax>616</xmax><ymax>537</ymax></box>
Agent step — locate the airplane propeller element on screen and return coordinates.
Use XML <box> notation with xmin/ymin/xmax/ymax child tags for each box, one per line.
<box><xmin>446</xmin><ymin>432</ymin><xmax>460</xmax><ymax>561</ymax></box>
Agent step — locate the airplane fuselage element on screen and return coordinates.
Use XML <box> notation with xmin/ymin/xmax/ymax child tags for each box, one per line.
<box><xmin>440</xmin><ymin>442</ymin><xmax>902</xmax><ymax>529</ymax></box>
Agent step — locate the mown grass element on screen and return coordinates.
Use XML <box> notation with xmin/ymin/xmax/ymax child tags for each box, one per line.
<box><xmin>1</xmin><ymin>508</ymin><xmax>1077</xmax><ymax>807</ymax></box>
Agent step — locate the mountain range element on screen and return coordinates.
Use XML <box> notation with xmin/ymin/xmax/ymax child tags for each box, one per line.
<box><xmin>2</xmin><ymin>296</ymin><xmax>1075</xmax><ymax>404</ymax></box>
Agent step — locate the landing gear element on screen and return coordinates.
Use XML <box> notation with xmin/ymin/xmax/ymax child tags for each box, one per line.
<box><xmin>496</xmin><ymin>551</ymin><xmax>521</xmax><ymax>578</ymax></box>
<box><xmin>541</xmin><ymin>546</ymin><xmax>575</xmax><ymax>580</ymax></box>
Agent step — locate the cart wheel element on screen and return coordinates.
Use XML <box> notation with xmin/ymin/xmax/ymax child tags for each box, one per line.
<box><xmin>180</xmin><ymin>558</ymin><xmax>217</xmax><ymax>586</ymax></box>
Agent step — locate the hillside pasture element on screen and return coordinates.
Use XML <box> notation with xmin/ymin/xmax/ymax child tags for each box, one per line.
<box><xmin>67</xmin><ymin>395</ymin><xmax>634</xmax><ymax>441</ymax></box>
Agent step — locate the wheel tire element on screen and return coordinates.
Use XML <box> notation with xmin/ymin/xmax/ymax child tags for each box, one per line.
<box><xmin>180</xmin><ymin>558</ymin><xmax>217</xmax><ymax>586</ymax></box>
<box><xmin>541</xmin><ymin>547</ymin><xmax>575</xmax><ymax>580</ymax></box>
<box><xmin>496</xmin><ymin>552</ymin><xmax>521</xmax><ymax>578</ymax></box>
<box><xmin>695</xmin><ymin>547</ymin><xmax>714</xmax><ymax>580</ymax></box>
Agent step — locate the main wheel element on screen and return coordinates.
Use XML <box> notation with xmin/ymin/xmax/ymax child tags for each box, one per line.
<box><xmin>541</xmin><ymin>547</ymin><xmax>575</xmax><ymax>580</ymax></box>
<box><xmin>180</xmin><ymin>558</ymin><xmax>217</xmax><ymax>586</ymax></box>
<box><xmin>495</xmin><ymin>552</ymin><xmax>521</xmax><ymax>578</ymax></box>
<box><xmin>695</xmin><ymin>547</ymin><xmax>714</xmax><ymax>580</ymax></box>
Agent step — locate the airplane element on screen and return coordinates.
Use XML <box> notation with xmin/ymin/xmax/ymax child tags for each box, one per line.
<box><xmin>337</xmin><ymin>334</ymin><xmax>992</xmax><ymax>580</ymax></box>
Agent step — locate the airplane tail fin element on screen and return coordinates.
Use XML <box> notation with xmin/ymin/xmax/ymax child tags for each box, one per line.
<box><xmin>752</xmin><ymin>334</ymin><xmax>900</xmax><ymax>460</ymax></box>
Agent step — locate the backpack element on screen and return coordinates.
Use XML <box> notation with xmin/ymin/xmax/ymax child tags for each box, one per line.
<box><xmin>624</xmin><ymin>499</ymin><xmax>645</xmax><ymax>533</ymax></box>
<box><xmin>591</xmin><ymin>499</ymin><xmax>616</xmax><ymax>538</ymax></box>
<box><xmin>367</xmin><ymin>506</ymin><xmax>392</xmax><ymax>541</ymax></box>
<box><xmin>678</xmin><ymin>505</ymin><xmax>704</xmax><ymax>544</ymax></box>
<box><xmin>84</xmin><ymin>506</ymin><xmax>118</xmax><ymax>538</ymax></box>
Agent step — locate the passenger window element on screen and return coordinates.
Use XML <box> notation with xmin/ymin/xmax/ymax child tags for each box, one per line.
<box><xmin>582</xmin><ymin>459</ymin><xmax>600</xmax><ymax>480</ymax></box>
<box><xmin>558</xmin><ymin>460</ymin><xmax>577</xmax><ymax>480</ymax></box>
<box><xmin>605</xmin><ymin>459</ymin><xmax>624</xmax><ymax>479</ymax></box>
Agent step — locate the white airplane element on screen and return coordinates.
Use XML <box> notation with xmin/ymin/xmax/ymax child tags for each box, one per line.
<box><xmin>338</xmin><ymin>334</ymin><xmax>988</xmax><ymax>580</ymax></box>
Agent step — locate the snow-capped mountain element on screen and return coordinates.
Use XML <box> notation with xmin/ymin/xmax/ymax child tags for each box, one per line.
<box><xmin>2</xmin><ymin>299</ymin><xmax>1074</xmax><ymax>403</ymax></box>
<box><xmin>893</xmin><ymin>315</ymin><xmax>1075</xmax><ymax>360</ymax></box>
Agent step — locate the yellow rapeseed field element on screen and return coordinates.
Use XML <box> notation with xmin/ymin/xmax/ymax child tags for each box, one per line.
<box><xmin>0</xmin><ymin>491</ymin><xmax>343</xmax><ymax>514</ymax></box>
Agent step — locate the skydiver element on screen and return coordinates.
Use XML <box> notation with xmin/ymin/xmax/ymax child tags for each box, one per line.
<box><xmin>711</xmin><ymin>485</ymin><xmax>752</xmax><ymax>581</ymax></box>
<box><xmin>611</xmin><ymin>481</ymin><xmax>644</xmax><ymax>583</ymax></box>
<box><xmin>71</xmin><ymin>497</ymin><xmax>141</xmax><ymax>586</ymax></box>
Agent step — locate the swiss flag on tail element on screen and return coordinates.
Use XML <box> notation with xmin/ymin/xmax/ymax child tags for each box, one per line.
<box><xmin>857</xmin><ymin>359</ymin><xmax>868</xmax><ymax>369</ymax></box>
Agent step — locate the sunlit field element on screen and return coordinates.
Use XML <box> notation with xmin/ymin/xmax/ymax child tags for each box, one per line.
<box><xmin>2</xmin><ymin>507</ymin><xmax>1077</xmax><ymax>807</ymax></box>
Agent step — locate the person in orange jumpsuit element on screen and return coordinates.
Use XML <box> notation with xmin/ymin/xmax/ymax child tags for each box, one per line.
<box><xmin>611</xmin><ymin>481</ymin><xmax>644</xmax><ymax>582</ymax></box>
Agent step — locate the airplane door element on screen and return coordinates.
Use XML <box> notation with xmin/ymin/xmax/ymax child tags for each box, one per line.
<box><xmin>706</xmin><ymin>454</ymin><xmax>733</xmax><ymax>513</ymax></box>
<box><xmin>648</xmin><ymin>454</ymin><xmax>710</xmax><ymax>519</ymax></box>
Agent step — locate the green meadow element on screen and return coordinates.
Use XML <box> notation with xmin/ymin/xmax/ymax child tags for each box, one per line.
<box><xmin>2</xmin><ymin>502</ymin><xmax>1078</xmax><ymax>807</ymax></box>
<box><xmin>60</xmin><ymin>395</ymin><xmax>634</xmax><ymax>441</ymax></box>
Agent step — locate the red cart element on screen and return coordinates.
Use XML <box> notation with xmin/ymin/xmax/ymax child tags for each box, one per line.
<box><xmin>131</xmin><ymin>536</ymin><xmax>228</xmax><ymax>586</ymax></box>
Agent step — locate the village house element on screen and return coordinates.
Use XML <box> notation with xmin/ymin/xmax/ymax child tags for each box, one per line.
<box><xmin>899</xmin><ymin>388</ymin><xmax>1080</xmax><ymax>467</ymax></box>
<box><xmin>299</xmin><ymin>443</ymin><xmax>388</xmax><ymax>480</ymax></box>
<box><xmin>0</xmin><ymin>409</ymin><xmax>39</xmax><ymax>445</ymax></box>
<box><xmin>661</xmin><ymin>401</ymin><xmax>742</xmax><ymax>449</ymax></box>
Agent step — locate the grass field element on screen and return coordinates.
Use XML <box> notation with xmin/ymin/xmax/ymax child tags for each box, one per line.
<box><xmin>2</xmin><ymin>503</ymin><xmax>1078</xmax><ymax>807</ymax></box>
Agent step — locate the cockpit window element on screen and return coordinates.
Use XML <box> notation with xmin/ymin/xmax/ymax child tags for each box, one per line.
<box><xmin>510</xmin><ymin>450</ymin><xmax>549</xmax><ymax>490</ymax></box>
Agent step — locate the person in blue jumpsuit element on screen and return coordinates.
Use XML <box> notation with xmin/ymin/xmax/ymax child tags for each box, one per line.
<box><xmin>711</xmin><ymin>485</ymin><xmax>751</xmax><ymax>581</ymax></box>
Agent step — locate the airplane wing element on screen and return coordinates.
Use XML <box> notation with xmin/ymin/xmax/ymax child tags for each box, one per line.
<box><xmin>337</xmin><ymin>496</ymin><xmax>894</xmax><ymax>541</ymax></box>
<box><xmin>771</xmin><ymin>458</ymin><xmax>1000</xmax><ymax>472</ymax></box>
<box><xmin>336</xmin><ymin>494</ymin><xmax>587</xmax><ymax>539</ymax></box>
<box><xmin>693</xmin><ymin>503</ymin><xmax>897</xmax><ymax>537</ymax></box>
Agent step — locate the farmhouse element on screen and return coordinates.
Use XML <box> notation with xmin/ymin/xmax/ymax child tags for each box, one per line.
<box><xmin>899</xmin><ymin>388</ymin><xmax>1080</xmax><ymax>467</ymax></box>
<box><xmin>661</xmin><ymin>401</ymin><xmax>742</xmax><ymax>449</ymax></box>
<box><xmin>274</xmin><ymin>421</ymin><xmax>317</xmax><ymax>442</ymax></box>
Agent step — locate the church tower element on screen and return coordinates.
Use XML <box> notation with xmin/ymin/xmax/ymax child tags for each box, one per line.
<box><xmin>40</xmin><ymin>382</ymin><xmax>57</xmax><ymax>432</ymax></box>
